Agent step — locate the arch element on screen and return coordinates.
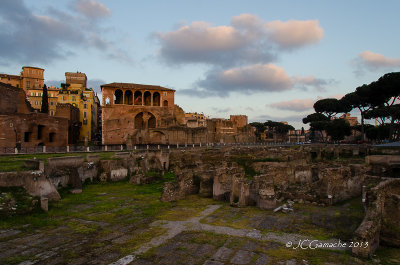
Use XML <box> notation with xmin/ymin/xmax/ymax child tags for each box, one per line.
<box><xmin>144</xmin><ymin>91</ymin><xmax>151</xmax><ymax>106</ymax></box>
<box><xmin>134</xmin><ymin>112</ymin><xmax>144</xmax><ymax>129</ymax></box>
<box><xmin>105</xmin><ymin>97</ymin><xmax>110</xmax><ymax>105</ymax></box>
<box><xmin>153</xmin><ymin>92</ymin><xmax>160</xmax><ymax>106</ymax></box>
<box><xmin>134</xmin><ymin>91</ymin><xmax>142</xmax><ymax>105</ymax></box>
<box><xmin>114</xmin><ymin>89</ymin><xmax>123</xmax><ymax>104</ymax></box>
<box><xmin>124</xmin><ymin>90</ymin><xmax>133</xmax><ymax>105</ymax></box>
<box><xmin>163</xmin><ymin>100</ymin><xmax>168</xmax><ymax>107</ymax></box>
<box><xmin>150</xmin><ymin>131</ymin><xmax>166</xmax><ymax>144</ymax></box>
<box><xmin>148</xmin><ymin>113</ymin><xmax>156</xmax><ymax>128</ymax></box>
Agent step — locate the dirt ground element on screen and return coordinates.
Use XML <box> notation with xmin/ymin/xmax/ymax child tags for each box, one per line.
<box><xmin>1</xmin><ymin>181</ymin><xmax>399</xmax><ymax>265</ymax></box>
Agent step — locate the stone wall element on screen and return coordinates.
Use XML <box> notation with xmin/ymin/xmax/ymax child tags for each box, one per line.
<box><xmin>353</xmin><ymin>178</ymin><xmax>400</xmax><ymax>258</ymax></box>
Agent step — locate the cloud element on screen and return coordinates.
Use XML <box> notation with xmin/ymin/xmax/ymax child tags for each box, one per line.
<box><xmin>156</xmin><ymin>14</ymin><xmax>323</xmax><ymax>66</ymax></box>
<box><xmin>75</xmin><ymin>0</ymin><xmax>111</xmax><ymax>19</ymax></box>
<box><xmin>265</xmin><ymin>20</ymin><xmax>323</xmax><ymax>49</ymax></box>
<box><xmin>270</xmin><ymin>93</ymin><xmax>344</xmax><ymax>112</ymax></box>
<box><xmin>253</xmin><ymin>114</ymin><xmax>306</xmax><ymax>123</ymax></box>
<box><xmin>292</xmin><ymin>75</ymin><xmax>336</xmax><ymax>91</ymax></box>
<box><xmin>353</xmin><ymin>51</ymin><xmax>400</xmax><ymax>75</ymax></box>
<box><xmin>270</xmin><ymin>98</ymin><xmax>315</xmax><ymax>111</ymax></box>
<box><xmin>212</xmin><ymin>107</ymin><xmax>232</xmax><ymax>113</ymax></box>
<box><xmin>0</xmin><ymin>0</ymin><xmax>130</xmax><ymax>65</ymax></box>
<box><xmin>180</xmin><ymin>64</ymin><xmax>292</xmax><ymax>97</ymax></box>
<box><xmin>179</xmin><ymin>64</ymin><xmax>335</xmax><ymax>98</ymax></box>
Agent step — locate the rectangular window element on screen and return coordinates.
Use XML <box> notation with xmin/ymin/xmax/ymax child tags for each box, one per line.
<box><xmin>83</xmin><ymin>112</ymin><xmax>87</xmax><ymax>118</ymax></box>
<box><xmin>50</xmin><ymin>101</ymin><xmax>54</xmax><ymax>106</ymax></box>
<box><xmin>24</xmin><ymin>132</ymin><xmax>31</xmax><ymax>142</ymax></box>
<box><xmin>62</xmin><ymin>96</ymin><xmax>66</xmax><ymax>101</ymax></box>
<box><xmin>84</xmin><ymin>103</ymin><xmax>87</xmax><ymax>109</ymax></box>
<box><xmin>35</xmin><ymin>101</ymin><xmax>38</xmax><ymax>105</ymax></box>
<box><xmin>37</xmin><ymin>125</ymin><xmax>44</xmax><ymax>140</ymax></box>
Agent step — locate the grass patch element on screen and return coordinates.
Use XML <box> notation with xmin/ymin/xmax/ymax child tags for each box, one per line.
<box><xmin>158</xmin><ymin>195</ymin><xmax>218</xmax><ymax>221</ymax></box>
<box><xmin>0</xmin><ymin>152</ymin><xmax>118</xmax><ymax>172</ymax></box>
<box><xmin>188</xmin><ymin>231</ymin><xmax>228</xmax><ymax>247</ymax></box>
<box><xmin>67</xmin><ymin>220</ymin><xmax>99</xmax><ymax>234</ymax></box>
<box><xmin>115</xmin><ymin>226</ymin><xmax>168</xmax><ymax>255</ymax></box>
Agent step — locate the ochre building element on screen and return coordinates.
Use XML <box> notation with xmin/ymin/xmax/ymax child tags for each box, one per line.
<box><xmin>57</xmin><ymin>72</ymin><xmax>100</xmax><ymax>142</ymax></box>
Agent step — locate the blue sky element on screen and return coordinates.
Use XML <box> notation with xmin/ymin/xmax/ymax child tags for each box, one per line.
<box><xmin>1</xmin><ymin>0</ymin><xmax>400</xmax><ymax>129</ymax></box>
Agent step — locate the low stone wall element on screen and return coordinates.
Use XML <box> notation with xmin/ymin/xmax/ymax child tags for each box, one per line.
<box><xmin>47</xmin><ymin>156</ymin><xmax>84</xmax><ymax>168</ymax></box>
<box><xmin>352</xmin><ymin>178</ymin><xmax>400</xmax><ymax>258</ymax></box>
<box><xmin>0</xmin><ymin>171</ymin><xmax>60</xmax><ymax>200</ymax></box>
<box><xmin>366</xmin><ymin>155</ymin><xmax>400</xmax><ymax>166</ymax></box>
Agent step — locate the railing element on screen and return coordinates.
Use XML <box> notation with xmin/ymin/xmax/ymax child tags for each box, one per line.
<box><xmin>0</xmin><ymin>142</ymin><xmax>309</xmax><ymax>155</ymax></box>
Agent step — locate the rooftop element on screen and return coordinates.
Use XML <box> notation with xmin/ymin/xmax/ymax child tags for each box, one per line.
<box><xmin>22</xmin><ymin>66</ymin><xmax>44</xmax><ymax>70</ymax></box>
<box><xmin>101</xmin><ymin>82</ymin><xmax>175</xmax><ymax>92</ymax></box>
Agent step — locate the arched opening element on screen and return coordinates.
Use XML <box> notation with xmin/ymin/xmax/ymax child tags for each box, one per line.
<box><xmin>105</xmin><ymin>97</ymin><xmax>110</xmax><ymax>105</ymax></box>
<box><xmin>134</xmin><ymin>112</ymin><xmax>144</xmax><ymax>129</ymax></box>
<box><xmin>114</xmin><ymin>89</ymin><xmax>123</xmax><ymax>104</ymax></box>
<box><xmin>144</xmin><ymin>91</ymin><xmax>151</xmax><ymax>106</ymax></box>
<box><xmin>49</xmin><ymin>132</ymin><xmax>56</xmax><ymax>142</ymax></box>
<box><xmin>134</xmin><ymin>91</ymin><xmax>142</xmax><ymax>105</ymax></box>
<box><xmin>148</xmin><ymin>113</ymin><xmax>156</xmax><ymax>128</ymax></box>
<box><xmin>124</xmin><ymin>90</ymin><xmax>133</xmax><ymax>105</ymax></box>
<box><xmin>153</xmin><ymin>92</ymin><xmax>160</xmax><ymax>106</ymax></box>
<box><xmin>163</xmin><ymin>100</ymin><xmax>168</xmax><ymax>107</ymax></box>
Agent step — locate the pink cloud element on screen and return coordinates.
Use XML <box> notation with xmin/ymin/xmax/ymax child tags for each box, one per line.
<box><xmin>265</xmin><ymin>20</ymin><xmax>323</xmax><ymax>49</ymax></box>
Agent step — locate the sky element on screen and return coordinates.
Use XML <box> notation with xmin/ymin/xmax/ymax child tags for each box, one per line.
<box><xmin>1</xmin><ymin>0</ymin><xmax>400</xmax><ymax>129</ymax></box>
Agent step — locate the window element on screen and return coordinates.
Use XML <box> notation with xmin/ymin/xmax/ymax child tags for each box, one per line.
<box><xmin>35</xmin><ymin>101</ymin><xmax>38</xmax><ymax>105</ymax></box>
<box><xmin>62</xmin><ymin>96</ymin><xmax>66</xmax><ymax>101</ymax></box>
<box><xmin>37</xmin><ymin>125</ymin><xmax>44</xmax><ymax>140</ymax></box>
<box><xmin>50</xmin><ymin>110</ymin><xmax>54</xmax><ymax>116</ymax></box>
<box><xmin>72</xmin><ymin>96</ymin><xmax>76</xmax><ymax>101</ymax></box>
<box><xmin>50</xmin><ymin>101</ymin><xmax>54</xmax><ymax>106</ymax></box>
<box><xmin>49</xmin><ymin>133</ymin><xmax>55</xmax><ymax>142</ymax></box>
<box><xmin>24</xmin><ymin>132</ymin><xmax>32</xmax><ymax>142</ymax></box>
<box><xmin>84</xmin><ymin>103</ymin><xmax>87</xmax><ymax>109</ymax></box>
<box><xmin>83</xmin><ymin>112</ymin><xmax>87</xmax><ymax>118</ymax></box>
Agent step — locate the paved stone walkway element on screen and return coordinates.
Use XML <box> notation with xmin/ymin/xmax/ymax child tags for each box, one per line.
<box><xmin>110</xmin><ymin>205</ymin><xmax>350</xmax><ymax>265</ymax></box>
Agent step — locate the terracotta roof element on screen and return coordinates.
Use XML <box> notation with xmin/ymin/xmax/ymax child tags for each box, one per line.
<box><xmin>0</xmin><ymin>73</ymin><xmax>21</xmax><ymax>79</ymax></box>
<box><xmin>22</xmin><ymin>66</ymin><xmax>44</xmax><ymax>70</ymax></box>
<box><xmin>0</xmin><ymin>81</ymin><xmax>21</xmax><ymax>90</ymax></box>
<box><xmin>101</xmin><ymin>82</ymin><xmax>175</xmax><ymax>92</ymax></box>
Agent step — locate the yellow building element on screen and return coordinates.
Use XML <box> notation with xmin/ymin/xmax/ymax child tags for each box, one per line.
<box><xmin>184</xmin><ymin>112</ymin><xmax>208</xmax><ymax>127</ymax></box>
<box><xmin>57</xmin><ymin>72</ymin><xmax>99</xmax><ymax>142</ymax></box>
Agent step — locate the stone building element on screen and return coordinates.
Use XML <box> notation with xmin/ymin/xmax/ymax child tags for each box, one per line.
<box><xmin>101</xmin><ymin>82</ymin><xmax>256</xmax><ymax>146</ymax></box>
<box><xmin>340</xmin><ymin>113</ymin><xmax>359</xmax><ymax>126</ymax></box>
<box><xmin>0</xmin><ymin>82</ymin><xmax>68</xmax><ymax>148</ymax></box>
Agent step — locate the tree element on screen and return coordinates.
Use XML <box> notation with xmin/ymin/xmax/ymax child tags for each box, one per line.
<box><xmin>313</xmin><ymin>98</ymin><xmax>351</xmax><ymax>118</ymax></box>
<box><xmin>325</xmin><ymin>119</ymin><xmax>351</xmax><ymax>141</ymax></box>
<box><xmin>40</xmin><ymin>84</ymin><xmax>49</xmax><ymax>114</ymax></box>
<box><xmin>342</xmin><ymin>86</ymin><xmax>374</xmax><ymax>141</ymax></box>
<box><xmin>249</xmin><ymin>122</ymin><xmax>266</xmax><ymax>140</ymax></box>
<box><xmin>302</xmin><ymin>113</ymin><xmax>330</xmax><ymax>141</ymax></box>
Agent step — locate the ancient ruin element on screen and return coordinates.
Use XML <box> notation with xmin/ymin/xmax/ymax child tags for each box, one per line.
<box><xmin>0</xmin><ymin>144</ymin><xmax>399</xmax><ymax>264</ymax></box>
<box><xmin>101</xmin><ymin>82</ymin><xmax>256</xmax><ymax>146</ymax></box>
